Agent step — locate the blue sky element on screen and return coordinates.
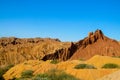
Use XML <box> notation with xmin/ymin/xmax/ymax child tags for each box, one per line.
<box><xmin>0</xmin><ymin>0</ymin><xmax>120</xmax><ymax>41</ymax></box>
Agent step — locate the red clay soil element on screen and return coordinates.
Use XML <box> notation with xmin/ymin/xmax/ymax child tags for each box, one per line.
<box><xmin>70</xmin><ymin>30</ymin><xmax>120</xmax><ymax>60</ymax></box>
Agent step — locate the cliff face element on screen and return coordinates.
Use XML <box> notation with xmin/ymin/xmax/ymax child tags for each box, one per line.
<box><xmin>70</xmin><ymin>30</ymin><xmax>120</xmax><ymax>60</ymax></box>
<box><xmin>42</xmin><ymin>42</ymin><xmax>77</xmax><ymax>61</ymax></box>
<box><xmin>0</xmin><ymin>37</ymin><xmax>71</xmax><ymax>66</ymax></box>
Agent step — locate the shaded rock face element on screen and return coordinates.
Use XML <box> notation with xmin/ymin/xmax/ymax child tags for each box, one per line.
<box><xmin>0</xmin><ymin>37</ymin><xmax>70</xmax><ymax>66</ymax></box>
<box><xmin>42</xmin><ymin>42</ymin><xmax>77</xmax><ymax>61</ymax></box>
<box><xmin>77</xmin><ymin>30</ymin><xmax>105</xmax><ymax>48</ymax></box>
<box><xmin>70</xmin><ymin>30</ymin><xmax>120</xmax><ymax>60</ymax></box>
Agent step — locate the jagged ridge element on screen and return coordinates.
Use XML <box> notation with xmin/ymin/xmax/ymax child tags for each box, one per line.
<box><xmin>43</xmin><ymin>29</ymin><xmax>120</xmax><ymax>61</ymax></box>
<box><xmin>0</xmin><ymin>37</ymin><xmax>70</xmax><ymax>66</ymax></box>
<box><xmin>70</xmin><ymin>29</ymin><xmax>120</xmax><ymax>60</ymax></box>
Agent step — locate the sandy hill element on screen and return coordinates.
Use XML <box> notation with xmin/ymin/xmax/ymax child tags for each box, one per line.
<box><xmin>3</xmin><ymin>55</ymin><xmax>120</xmax><ymax>80</ymax></box>
<box><xmin>97</xmin><ymin>70</ymin><xmax>120</xmax><ymax>80</ymax></box>
<box><xmin>86</xmin><ymin>55</ymin><xmax>120</xmax><ymax>68</ymax></box>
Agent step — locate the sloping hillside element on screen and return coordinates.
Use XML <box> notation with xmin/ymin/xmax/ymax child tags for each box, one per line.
<box><xmin>97</xmin><ymin>70</ymin><xmax>120</xmax><ymax>80</ymax></box>
<box><xmin>70</xmin><ymin>30</ymin><xmax>120</xmax><ymax>60</ymax></box>
<box><xmin>3</xmin><ymin>55</ymin><xmax>120</xmax><ymax>80</ymax></box>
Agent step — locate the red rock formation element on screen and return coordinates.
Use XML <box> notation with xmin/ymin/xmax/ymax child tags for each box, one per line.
<box><xmin>42</xmin><ymin>42</ymin><xmax>77</xmax><ymax>61</ymax></box>
<box><xmin>1</xmin><ymin>29</ymin><xmax>120</xmax><ymax>65</ymax></box>
<box><xmin>70</xmin><ymin>30</ymin><xmax>120</xmax><ymax>60</ymax></box>
<box><xmin>0</xmin><ymin>37</ymin><xmax>70</xmax><ymax>66</ymax></box>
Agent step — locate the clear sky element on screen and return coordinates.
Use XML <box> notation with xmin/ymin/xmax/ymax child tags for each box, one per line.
<box><xmin>0</xmin><ymin>0</ymin><xmax>120</xmax><ymax>41</ymax></box>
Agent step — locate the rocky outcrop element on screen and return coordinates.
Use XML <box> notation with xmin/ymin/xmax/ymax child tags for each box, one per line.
<box><xmin>0</xmin><ymin>37</ymin><xmax>70</xmax><ymax>66</ymax></box>
<box><xmin>0</xmin><ymin>37</ymin><xmax>61</xmax><ymax>47</ymax></box>
<box><xmin>42</xmin><ymin>29</ymin><xmax>120</xmax><ymax>61</ymax></box>
<box><xmin>42</xmin><ymin>42</ymin><xmax>77</xmax><ymax>61</ymax></box>
<box><xmin>70</xmin><ymin>30</ymin><xmax>120</xmax><ymax>60</ymax></box>
<box><xmin>75</xmin><ymin>30</ymin><xmax>105</xmax><ymax>48</ymax></box>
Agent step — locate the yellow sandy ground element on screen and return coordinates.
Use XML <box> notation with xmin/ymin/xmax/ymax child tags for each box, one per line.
<box><xmin>86</xmin><ymin>55</ymin><xmax>120</xmax><ymax>68</ymax></box>
<box><xmin>3</xmin><ymin>55</ymin><xmax>120</xmax><ymax>80</ymax></box>
<box><xmin>66</xmin><ymin>69</ymin><xmax>117</xmax><ymax>80</ymax></box>
<box><xmin>97</xmin><ymin>70</ymin><xmax>120</xmax><ymax>80</ymax></box>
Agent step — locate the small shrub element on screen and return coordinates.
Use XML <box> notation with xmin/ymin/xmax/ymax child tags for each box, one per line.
<box><xmin>33</xmin><ymin>74</ymin><xmax>48</xmax><ymax>80</ymax></box>
<box><xmin>0</xmin><ymin>64</ymin><xmax>14</xmax><ymax>80</ymax></box>
<box><xmin>74</xmin><ymin>64</ymin><xmax>96</xmax><ymax>69</ymax></box>
<box><xmin>24</xmin><ymin>63</ymin><xmax>28</xmax><ymax>65</ymax></box>
<box><xmin>50</xmin><ymin>59</ymin><xmax>59</xmax><ymax>64</ymax></box>
<box><xmin>102</xmin><ymin>63</ymin><xmax>119</xmax><ymax>69</ymax></box>
<box><xmin>0</xmin><ymin>68</ymin><xmax>5</xmax><ymax>80</ymax></box>
<box><xmin>33</xmin><ymin>69</ymin><xmax>79</xmax><ymax>80</ymax></box>
<box><xmin>14</xmin><ymin>77</ymin><xmax>28</xmax><ymax>80</ymax></box>
<box><xmin>112</xmin><ymin>56</ymin><xmax>120</xmax><ymax>58</ymax></box>
<box><xmin>79</xmin><ymin>58</ymin><xmax>85</xmax><ymax>61</ymax></box>
<box><xmin>21</xmin><ymin>70</ymin><xmax>33</xmax><ymax>78</ymax></box>
<box><xmin>5</xmin><ymin>64</ymin><xmax>14</xmax><ymax>70</ymax></box>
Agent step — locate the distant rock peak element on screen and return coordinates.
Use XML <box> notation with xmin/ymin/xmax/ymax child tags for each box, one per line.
<box><xmin>70</xmin><ymin>29</ymin><xmax>120</xmax><ymax>60</ymax></box>
<box><xmin>85</xmin><ymin>30</ymin><xmax>105</xmax><ymax>44</ymax></box>
<box><xmin>76</xmin><ymin>29</ymin><xmax>105</xmax><ymax>49</ymax></box>
<box><xmin>88</xmin><ymin>29</ymin><xmax>104</xmax><ymax>40</ymax></box>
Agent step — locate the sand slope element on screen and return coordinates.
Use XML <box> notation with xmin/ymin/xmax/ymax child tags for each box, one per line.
<box><xmin>97</xmin><ymin>70</ymin><xmax>120</xmax><ymax>80</ymax></box>
<box><xmin>3</xmin><ymin>55</ymin><xmax>120</xmax><ymax>80</ymax></box>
